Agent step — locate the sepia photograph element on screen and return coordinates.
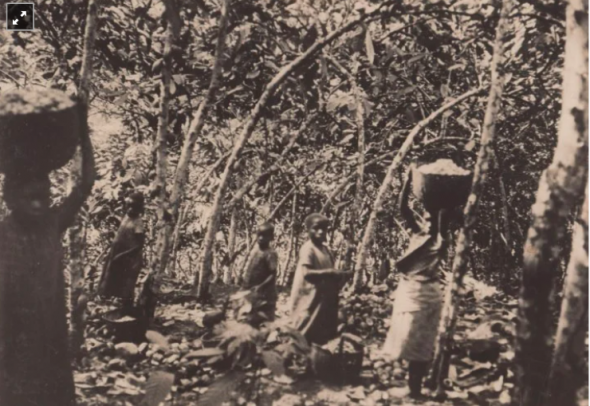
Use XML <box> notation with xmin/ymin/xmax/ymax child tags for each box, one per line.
<box><xmin>0</xmin><ymin>0</ymin><xmax>587</xmax><ymax>405</ymax></box>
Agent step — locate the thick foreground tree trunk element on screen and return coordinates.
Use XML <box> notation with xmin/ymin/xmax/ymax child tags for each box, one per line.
<box><xmin>547</xmin><ymin>187</ymin><xmax>588</xmax><ymax>406</ymax></box>
<box><xmin>353</xmin><ymin>86</ymin><xmax>484</xmax><ymax>293</ymax></box>
<box><xmin>69</xmin><ymin>0</ymin><xmax>99</xmax><ymax>357</ymax></box>
<box><xmin>515</xmin><ymin>0</ymin><xmax>588</xmax><ymax>404</ymax></box>
<box><xmin>193</xmin><ymin>5</ymin><xmax>401</xmax><ymax>299</ymax></box>
<box><xmin>429</xmin><ymin>0</ymin><xmax>514</xmax><ymax>394</ymax></box>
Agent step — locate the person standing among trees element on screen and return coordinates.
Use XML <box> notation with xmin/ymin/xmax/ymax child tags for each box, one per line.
<box><xmin>382</xmin><ymin>164</ymin><xmax>453</xmax><ymax>399</ymax></box>
<box><xmin>0</xmin><ymin>103</ymin><xmax>96</xmax><ymax>406</ymax></box>
<box><xmin>242</xmin><ymin>222</ymin><xmax>279</xmax><ymax>323</ymax></box>
<box><xmin>289</xmin><ymin>213</ymin><xmax>350</xmax><ymax>345</ymax></box>
<box><xmin>98</xmin><ymin>191</ymin><xmax>146</xmax><ymax>309</ymax></box>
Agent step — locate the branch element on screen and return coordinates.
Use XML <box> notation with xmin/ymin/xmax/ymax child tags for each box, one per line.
<box><xmin>195</xmin><ymin>2</ymin><xmax>405</xmax><ymax>298</ymax></box>
<box><xmin>228</xmin><ymin>114</ymin><xmax>315</xmax><ymax>208</ymax></box>
<box><xmin>353</xmin><ymin>86</ymin><xmax>485</xmax><ymax>277</ymax></box>
<box><xmin>168</xmin><ymin>0</ymin><xmax>230</xmax><ymax>220</ymax></box>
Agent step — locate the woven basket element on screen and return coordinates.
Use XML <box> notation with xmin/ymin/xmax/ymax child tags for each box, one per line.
<box><xmin>411</xmin><ymin>164</ymin><xmax>471</xmax><ymax>213</ymax></box>
<box><xmin>0</xmin><ymin>89</ymin><xmax>80</xmax><ymax>174</ymax></box>
<box><xmin>311</xmin><ymin>341</ymin><xmax>364</xmax><ymax>385</ymax></box>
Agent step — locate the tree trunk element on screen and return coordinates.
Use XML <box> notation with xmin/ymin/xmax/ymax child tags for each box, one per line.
<box><xmin>223</xmin><ymin>206</ymin><xmax>238</xmax><ymax>284</ymax></box>
<box><xmin>193</xmin><ymin>8</ymin><xmax>393</xmax><ymax>299</ymax></box>
<box><xmin>547</xmin><ymin>187</ymin><xmax>588</xmax><ymax>406</ymax></box>
<box><xmin>326</xmin><ymin>56</ymin><xmax>366</xmax><ymax>287</ymax></box>
<box><xmin>69</xmin><ymin>0</ymin><xmax>99</xmax><ymax>357</ymax></box>
<box><xmin>430</xmin><ymin>0</ymin><xmax>514</xmax><ymax>394</ymax></box>
<box><xmin>281</xmin><ymin>193</ymin><xmax>298</xmax><ymax>286</ymax></box>
<box><xmin>353</xmin><ymin>87</ymin><xmax>484</xmax><ymax>292</ymax></box>
<box><xmin>170</xmin><ymin>203</ymin><xmax>187</xmax><ymax>275</ymax></box>
<box><xmin>150</xmin><ymin>23</ymin><xmax>173</xmax><ymax>293</ymax></box>
<box><xmin>351</xmin><ymin>74</ymin><xmax>365</xmax><ymax>289</ymax></box>
<box><xmin>515</xmin><ymin>0</ymin><xmax>588</xmax><ymax>403</ymax></box>
<box><xmin>152</xmin><ymin>0</ymin><xmax>230</xmax><ymax>289</ymax></box>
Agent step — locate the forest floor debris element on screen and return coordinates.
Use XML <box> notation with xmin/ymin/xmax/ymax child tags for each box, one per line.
<box><xmin>74</xmin><ymin>279</ymin><xmax>587</xmax><ymax>406</ymax></box>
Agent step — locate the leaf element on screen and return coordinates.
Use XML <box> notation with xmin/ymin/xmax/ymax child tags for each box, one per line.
<box><xmin>185</xmin><ymin>348</ymin><xmax>225</xmax><ymax>359</ymax></box>
<box><xmin>491</xmin><ymin>375</ymin><xmax>504</xmax><ymax>392</ymax></box>
<box><xmin>464</xmin><ymin>139</ymin><xmax>476</xmax><ymax>152</ymax></box>
<box><xmin>169</xmin><ymin>80</ymin><xmax>177</xmax><ymax>96</ymax></box>
<box><xmin>141</xmin><ymin>371</ymin><xmax>174</xmax><ymax>406</ymax></box>
<box><xmin>365</xmin><ymin>29</ymin><xmax>375</xmax><ymax>64</ymax></box>
<box><xmin>261</xmin><ymin>350</ymin><xmax>286</xmax><ymax>376</ymax></box>
<box><xmin>146</xmin><ymin>331</ymin><xmax>170</xmax><ymax>351</ymax></box>
<box><xmin>172</xmin><ymin>74</ymin><xmax>185</xmax><ymax>85</ymax></box>
<box><xmin>199</xmin><ymin>371</ymin><xmax>246</xmax><ymax>406</ymax></box>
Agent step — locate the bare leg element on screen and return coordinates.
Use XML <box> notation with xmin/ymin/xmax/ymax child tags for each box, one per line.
<box><xmin>408</xmin><ymin>361</ymin><xmax>429</xmax><ymax>398</ymax></box>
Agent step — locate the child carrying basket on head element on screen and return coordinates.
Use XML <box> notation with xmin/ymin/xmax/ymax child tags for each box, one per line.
<box><xmin>383</xmin><ymin>160</ymin><xmax>466</xmax><ymax>399</ymax></box>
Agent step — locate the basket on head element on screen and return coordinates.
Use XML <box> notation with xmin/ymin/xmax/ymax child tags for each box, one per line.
<box><xmin>0</xmin><ymin>89</ymin><xmax>80</xmax><ymax>174</ymax></box>
<box><xmin>411</xmin><ymin>159</ymin><xmax>472</xmax><ymax>213</ymax></box>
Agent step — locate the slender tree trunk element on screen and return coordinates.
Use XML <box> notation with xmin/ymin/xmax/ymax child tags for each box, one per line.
<box><xmin>193</xmin><ymin>7</ymin><xmax>393</xmax><ymax>299</ymax></box>
<box><xmin>170</xmin><ymin>203</ymin><xmax>187</xmax><ymax>275</ymax></box>
<box><xmin>351</xmin><ymin>75</ymin><xmax>365</xmax><ymax>289</ymax></box>
<box><xmin>547</xmin><ymin>187</ymin><xmax>588</xmax><ymax>406</ymax></box>
<box><xmin>223</xmin><ymin>206</ymin><xmax>238</xmax><ymax>284</ymax></box>
<box><xmin>69</xmin><ymin>0</ymin><xmax>99</xmax><ymax>357</ymax></box>
<box><xmin>326</xmin><ymin>56</ymin><xmax>366</xmax><ymax>286</ymax></box>
<box><xmin>281</xmin><ymin>193</ymin><xmax>297</xmax><ymax>286</ymax></box>
<box><xmin>150</xmin><ymin>24</ymin><xmax>173</xmax><ymax>293</ymax></box>
<box><xmin>153</xmin><ymin>0</ymin><xmax>230</xmax><ymax>288</ymax></box>
<box><xmin>515</xmin><ymin>0</ymin><xmax>588</xmax><ymax>403</ymax></box>
<box><xmin>353</xmin><ymin>87</ymin><xmax>484</xmax><ymax>292</ymax></box>
<box><xmin>430</xmin><ymin>0</ymin><xmax>514</xmax><ymax>394</ymax></box>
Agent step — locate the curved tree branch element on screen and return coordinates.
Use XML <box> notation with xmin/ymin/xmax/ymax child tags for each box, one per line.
<box><xmin>353</xmin><ymin>86</ymin><xmax>485</xmax><ymax>289</ymax></box>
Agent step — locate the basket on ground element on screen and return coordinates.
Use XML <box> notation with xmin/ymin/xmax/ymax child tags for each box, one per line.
<box><xmin>0</xmin><ymin>89</ymin><xmax>80</xmax><ymax>174</ymax></box>
<box><xmin>411</xmin><ymin>159</ymin><xmax>472</xmax><ymax>213</ymax></box>
<box><xmin>103</xmin><ymin>308</ymin><xmax>147</xmax><ymax>344</ymax></box>
<box><xmin>310</xmin><ymin>335</ymin><xmax>364</xmax><ymax>385</ymax></box>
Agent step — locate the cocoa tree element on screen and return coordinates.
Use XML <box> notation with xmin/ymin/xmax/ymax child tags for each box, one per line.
<box><xmin>152</xmin><ymin>0</ymin><xmax>231</xmax><ymax>283</ymax></box>
<box><xmin>515</xmin><ymin>0</ymin><xmax>589</xmax><ymax>403</ymax></box>
<box><xmin>547</xmin><ymin>187</ymin><xmax>588</xmax><ymax>405</ymax></box>
<box><xmin>69</xmin><ymin>0</ymin><xmax>100</xmax><ymax>356</ymax></box>
<box><xmin>353</xmin><ymin>86</ymin><xmax>484</xmax><ymax>294</ymax></box>
<box><xmin>429</xmin><ymin>0</ymin><xmax>515</xmax><ymax>394</ymax></box>
<box><xmin>193</xmin><ymin>3</ymin><xmax>407</xmax><ymax>299</ymax></box>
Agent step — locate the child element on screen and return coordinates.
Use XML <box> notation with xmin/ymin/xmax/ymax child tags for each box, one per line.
<box><xmin>242</xmin><ymin>222</ymin><xmax>279</xmax><ymax>323</ymax></box>
<box><xmin>289</xmin><ymin>213</ymin><xmax>349</xmax><ymax>345</ymax></box>
<box><xmin>98</xmin><ymin>191</ymin><xmax>145</xmax><ymax>309</ymax></box>
<box><xmin>382</xmin><ymin>164</ymin><xmax>451</xmax><ymax>399</ymax></box>
<box><xmin>0</xmin><ymin>102</ymin><xmax>95</xmax><ymax>406</ymax></box>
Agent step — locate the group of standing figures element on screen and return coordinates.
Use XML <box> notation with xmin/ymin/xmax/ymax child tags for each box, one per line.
<box><xmin>217</xmin><ymin>162</ymin><xmax>460</xmax><ymax>400</ymax></box>
<box><xmin>0</xmin><ymin>95</ymin><xmax>457</xmax><ymax>404</ymax></box>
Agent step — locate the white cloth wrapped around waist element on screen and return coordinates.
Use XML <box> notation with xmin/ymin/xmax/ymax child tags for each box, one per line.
<box><xmin>393</xmin><ymin>277</ymin><xmax>443</xmax><ymax>313</ymax></box>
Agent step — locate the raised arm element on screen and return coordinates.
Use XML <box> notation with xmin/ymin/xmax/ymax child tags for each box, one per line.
<box><xmin>57</xmin><ymin>100</ymin><xmax>96</xmax><ymax>233</ymax></box>
<box><xmin>398</xmin><ymin>165</ymin><xmax>422</xmax><ymax>234</ymax></box>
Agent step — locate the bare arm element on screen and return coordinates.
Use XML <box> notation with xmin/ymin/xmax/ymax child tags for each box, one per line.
<box><xmin>398</xmin><ymin>165</ymin><xmax>422</xmax><ymax>234</ymax></box>
<box><xmin>58</xmin><ymin>100</ymin><xmax>96</xmax><ymax>233</ymax></box>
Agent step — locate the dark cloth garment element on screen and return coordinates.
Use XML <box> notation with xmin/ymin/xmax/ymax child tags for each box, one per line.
<box><xmin>0</xmin><ymin>198</ymin><xmax>82</xmax><ymax>405</ymax></box>
<box><xmin>242</xmin><ymin>246</ymin><xmax>278</xmax><ymax>321</ymax></box>
<box><xmin>289</xmin><ymin>240</ymin><xmax>339</xmax><ymax>346</ymax></box>
<box><xmin>98</xmin><ymin>215</ymin><xmax>144</xmax><ymax>300</ymax></box>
